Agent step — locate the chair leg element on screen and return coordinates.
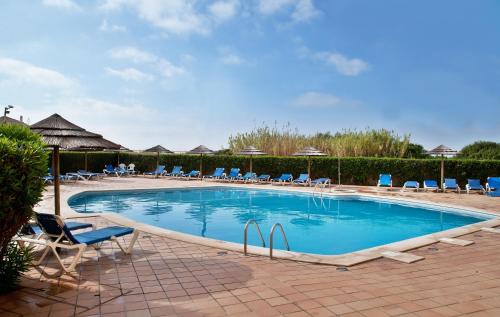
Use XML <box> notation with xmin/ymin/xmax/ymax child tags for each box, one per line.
<box><xmin>50</xmin><ymin>244</ymin><xmax>86</xmax><ymax>272</ymax></box>
<box><xmin>112</xmin><ymin>230</ymin><xmax>139</xmax><ymax>254</ymax></box>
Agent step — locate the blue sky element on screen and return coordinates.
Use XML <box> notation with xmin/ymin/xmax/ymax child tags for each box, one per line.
<box><xmin>0</xmin><ymin>0</ymin><xmax>499</xmax><ymax>151</ymax></box>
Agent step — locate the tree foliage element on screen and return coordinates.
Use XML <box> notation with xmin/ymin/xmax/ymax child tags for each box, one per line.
<box><xmin>458</xmin><ymin>141</ymin><xmax>500</xmax><ymax>160</ymax></box>
<box><xmin>0</xmin><ymin>124</ymin><xmax>48</xmax><ymax>292</ymax></box>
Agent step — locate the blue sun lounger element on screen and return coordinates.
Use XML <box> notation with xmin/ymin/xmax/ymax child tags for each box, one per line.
<box><xmin>180</xmin><ymin>170</ymin><xmax>200</xmax><ymax>179</ymax></box>
<box><xmin>257</xmin><ymin>174</ymin><xmax>271</xmax><ymax>183</ymax></box>
<box><xmin>31</xmin><ymin>213</ymin><xmax>139</xmax><ymax>272</ymax></box>
<box><xmin>292</xmin><ymin>173</ymin><xmax>310</xmax><ymax>185</ymax></box>
<box><xmin>401</xmin><ymin>181</ymin><xmax>419</xmax><ymax>192</ymax></box>
<box><xmin>486</xmin><ymin>178</ymin><xmax>500</xmax><ymax>197</ymax></box>
<box><xmin>221</xmin><ymin>168</ymin><xmax>240</xmax><ymax>181</ymax></box>
<box><xmin>271</xmin><ymin>173</ymin><xmax>293</xmax><ymax>185</ymax></box>
<box><xmin>377</xmin><ymin>174</ymin><xmax>392</xmax><ymax>188</ymax></box>
<box><xmin>466</xmin><ymin>179</ymin><xmax>485</xmax><ymax>194</ymax></box>
<box><xmin>203</xmin><ymin>167</ymin><xmax>225</xmax><ymax>180</ymax></box>
<box><xmin>310</xmin><ymin>178</ymin><xmax>331</xmax><ymax>186</ymax></box>
<box><xmin>236</xmin><ymin>172</ymin><xmax>257</xmax><ymax>183</ymax></box>
<box><xmin>423</xmin><ymin>179</ymin><xmax>439</xmax><ymax>192</ymax></box>
<box><xmin>486</xmin><ymin>177</ymin><xmax>500</xmax><ymax>192</ymax></box>
<box><xmin>103</xmin><ymin>164</ymin><xmax>126</xmax><ymax>177</ymax></box>
<box><xmin>443</xmin><ymin>178</ymin><xmax>460</xmax><ymax>193</ymax></box>
<box><xmin>144</xmin><ymin>165</ymin><xmax>165</xmax><ymax>176</ymax></box>
<box><xmin>164</xmin><ymin>166</ymin><xmax>183</xmax><ymax>177</ymax></box>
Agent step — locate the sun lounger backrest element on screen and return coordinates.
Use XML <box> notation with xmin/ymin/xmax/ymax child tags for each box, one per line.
<box><xmin>489</xmin><ymin>178</ymin><xmax>500</xmax><ymax>190</ymax></box>
<box><xmin>105</xmin><ymin>164</ymin><xmax>114</xmax><ymax>172</ymax></box>
<box><xmin>35</xmin><ymin>213</ymin><xmax>79</xmax><ymax>244</ymax></box>
<box><xmin>468</xmin><ymin>179</ymin><xmax>481</xmax><ymax>188</ymax></box>
<box><xmin>379</xmin><ymin>174</ymin><xmax>391</xmax><ymax>185</ymax></box>
<box><xmin>444</xmin><ymin>178</ymin><xmax>457</xmax><ymax>187</ymax></box>
<box><xmin>297</xmin><ymin>174</ymin><xmax>308</xmax><ymax>180</ymax></box>
<box><xmin>281</xmin><ymin>174</ymin><xmax>292</xmax><ymax>180</ymax></box>
<box><xmin>405</xmin><ymin>181</ymin><xmax>418</xmax><ymax>188</ymax></box>
<box><xmin>172</xmin><ymin>166</ymin><xmax>181</xmax><ymax>173</ymax></box>
<box><xmin>424</xmin><ymin>180</ymin><xmax>438</xmax><ymax>187</ymax></box>
<box><xmin>229</xmin><ymin>168</ymin><xmax>240</xmax><ymax>177</ymax></box>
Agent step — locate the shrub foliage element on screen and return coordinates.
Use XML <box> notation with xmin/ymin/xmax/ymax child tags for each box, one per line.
<box><xmin>0</xmin><ymin>125</ymin><xmax>48</xmax><ymax>292</ymax></box>
<box><xmin>458</xmin><ymin>141</ymin><xmax>500</xmax><ymax>160</ymax></box>
<box><xmin>56</xmin><ymin>152</ymin><xmax>500</xmax><ymax>187</ymax></box>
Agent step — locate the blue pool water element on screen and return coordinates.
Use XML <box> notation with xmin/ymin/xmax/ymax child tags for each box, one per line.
<box><xmin>68</xmin><ymin>187</ymin><xmax>491</xmax><ymax>255</ymax></box>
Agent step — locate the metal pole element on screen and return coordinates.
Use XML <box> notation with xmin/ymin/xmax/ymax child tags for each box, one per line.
<box><xmin>54</xmin><ymin>146</ymin><xmax>61</xmax><ymax>216</ymax></box>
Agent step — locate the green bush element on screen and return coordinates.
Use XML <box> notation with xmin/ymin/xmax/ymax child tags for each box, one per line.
<box><xmin>0</xmin><ymin>125</ymin><xmax>48</xmax><ymax>292</ymax></box>
<box><xmin>57</xmin><ymin>152</ymin><xmax>500</xmax><ymax>187</ymax></box>
<box><xmin>458</xmin><ymin>141</ymin><xmax>500</xmax><ymax>160</ymax></box>
<box><xmin>0</xmin><ymin>243</ymin><xmax>33</xmax><ymax>293</ymax></box>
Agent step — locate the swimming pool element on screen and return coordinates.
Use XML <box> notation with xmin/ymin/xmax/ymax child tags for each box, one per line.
<box><xmin>68</xmin><ymin>187</ymin><xmax>492</xmax><ymax>255</ymax></box>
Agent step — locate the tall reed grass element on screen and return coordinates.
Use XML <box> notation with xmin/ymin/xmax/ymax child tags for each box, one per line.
<box><xmin>228</xmin><ymin>123</ymin><xmax>410</xmax><ymax>157</ymax></box>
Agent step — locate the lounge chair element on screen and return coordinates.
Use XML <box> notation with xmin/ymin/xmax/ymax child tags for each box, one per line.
<box><xmin>466</xmin><ymin>179</ymin><xmax>485</xmax><ymax>194</ymax></box>
<box><xmin>127</xmin><ymin>164</ymin><xmax>139</xmax><ymax>175</ymax></box>
<box><xmin>203</xmin><ymin>167</ymin><xmax>225</xmax><ymax>180</ymax></box>
<box><xmin>221</xmin><ymin>168</ymin><xmax>240</xmax><ymax>181</ymax></box>
<box><xmin>19</xmin><ymin>218</ymin><xmax>94</xmax><ymax>242</ymax></box>
<box><xmin>164</xmin><ymin>166</ymin><xmax>183</xmax><ymax>177</ymax></box>
<box><xmin>256</xmin><ymin>174</ymin><xmax>271</xmax><ymax>183</ymax></box>
<box><xmin>103</xmin><ymin>164</ymin><xmax>125</xmax><ymax>177</ymax></box>
<box><xmin>118</xmin><ymin>163</ymin><xmax>126</xmax><ymax>170</ymax></box>
<box><xmin>377</xmin><ymin>174</ymin><xmax>392</xmax><ymax>188</ymax></box>
<box><xmin>180</xmin><ymin>170</ymin><xmax>200</xmax><ymax>179</ymax></box>
<box><xmin>67</xmin><ymin>170</ymin><xmax>101</xmax><ymax>180</ymax></box>
<box><xmin>144</xmin><ymin>165</ymin><xmax>165</xmax><ymax>177</ymax></box>
<box><xmin>486</xmin><ymin>178</ymin><xmax>500</xmax><ymax>197</ymax></box>
<box><xmin>292</xmin><ymin>173</ymin><xmax>310</xmax><ymax>186</ymax></box>
<box><xmin>271</xmin><ymin>174</ymin><xmax>293</xmax><ymax>185</ymax></box>
<box><xmin>30</xmin><ymin>213</ymin><xmax>139</xmax><ymax>272</ymax></box>
<box><xmin>486</xmin><ymin>177</ymin><xmax>500</xmax><ymax>192</ymax></box>
<box><xmin>236</xmin><ymin>172</ymin><xmax>257</xmax><ymax>183</ymax></box>
<box><xmin>401</xmin><ymin>181</ymin><xmax>419</xmax><ymax>192</ymax></box>
<box><xmin>443</xmin><ymin>178</ymin><xmax>460</xmax><ymax>193</ymax></box>
<box><xmin>310</xmin><ymin>178</ymin><xmax>331</xmax><ymax>187</ymax></box>
<box><xmin>423</xmin><ymin>180</ymin><xmax>440</xmax><ymax>192</ymax></box>
<box><xmin>45</xmin><ymin>168</ymin><xmax>78</xmax><ymax>183</ymax></box>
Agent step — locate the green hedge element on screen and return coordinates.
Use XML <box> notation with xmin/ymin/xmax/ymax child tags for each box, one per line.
<box><xmin>52</xmin><ymin>152</ymin><xmax>500</xmax><ymax>187</ymax></box>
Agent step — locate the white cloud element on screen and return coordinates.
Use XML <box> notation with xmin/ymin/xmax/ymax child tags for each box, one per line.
<box><xmin>315</xmin><ymin>52</ymin><xmax>369</xmax><ymax>76</ymax></box>
<box><xmin>42</xmin><ymin>0</ymin><xmax>81</xmax><ymax>11</ymax></box>
<box><xmin>218</xmin><ymin>46</ymin><xmax>246</xmax><ymax>65</ymax></box>
<box><xmin>105</xmin><ymin>67</ymin><xmax>154</xmax><ymax>81</ymax></box>
<box><xmin>291</xmin><ymin>92</ymin><xmax>343</xmax><ymax>108</ymax></box>
<box><xmin>99</xmin><ymin>19</ymin><xmax>127</xmax><ymax>32</ymax></box>
<box><xmin>209</xmin><ymin>0</ymin><xmax>239</xmax><ymax>22</ymax></box>
<box><xmin>108</xmin><ymin>46</ymin><xmax>185</xmax><ymax>78</ymax></box>
<box><xmin>257</xmin><ymin>0</ymin><xmax>319</xmax><ymax>22</ymax></box>
<box><xmin>109</xmin><ymin>47</ymin><xmax>157</xmax><ymax>63</ymax></box>
<box><xmin>0</xmin><ymin>57</ymin><xmax>74</xmax><ymax>87</ymax></box>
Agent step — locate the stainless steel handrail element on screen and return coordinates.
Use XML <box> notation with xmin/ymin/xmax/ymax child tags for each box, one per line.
<box><xmin>244</xmin><ymin>219</ymin><xmax>266</xmax><ymax>255</ymax></box>
<box><xmin>269</xmin><ymin>223</ymin><xmax>290</xmax><ymax>259</ymax></box>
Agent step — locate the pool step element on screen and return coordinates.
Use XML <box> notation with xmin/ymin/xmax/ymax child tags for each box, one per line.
<box><xmin>381</xmin><ymin>251</ymin><xmax>424</xmax><ymax>264</ymax></box>
<box><xmin>481</xmin><ymin>227</ymin><xmax>500</xmax><ymax>234</ymax></box>
<box><xmin>438</xmin><ymin>237</ymin><xmax>474</xmax><ymax>246</ymax></box>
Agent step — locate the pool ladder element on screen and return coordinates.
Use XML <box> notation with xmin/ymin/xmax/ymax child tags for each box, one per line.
<box><xmin>243</xmin><ymin>220</ymin><xmax>290</xmax><ymax>259</ymax></box>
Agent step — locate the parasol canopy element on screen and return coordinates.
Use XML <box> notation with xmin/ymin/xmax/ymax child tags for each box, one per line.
<box><xmin>187</xmin><ymin>145</ymin><xmax>214</xmax><ymax>178</ymax></box>
<box><xmin>31</xmin><ymin>113</ymin><xmax>121</xmax><ymax>215</ymax></box>
<box><xmin>144</xmin><ymin>145</ymin><xmax>173</xmax><ymax>154</ymax></box>
<box><xmin>238</xmin><ymin>146</ymin><xmax>265</xmax><ymax>173</ymax></box>
<box><xmin>293</xmin><ymin>146</ymin><xmax>326</xmax><ymax>179</ymax></box>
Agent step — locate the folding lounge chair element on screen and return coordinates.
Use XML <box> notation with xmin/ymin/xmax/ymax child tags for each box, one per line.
<box><xmin>144</xmin><ymin>165</ymin><xmax>165</xmax><ymax>177</ymax></box>
<box><xmin>180</xmin><ymin>170</ymin><xmax>200</xmax><ymax>179</ymax></box>
<box><xmin>310</xmin><ymin>178</ymin><xmax>331</xmax><ymax>187</ymax></box>
<box><xmin>423</xmin><ymin>180</ymin><xmax>440</xmax><ymax>192</ymax></box>
<box><xmin>66</xmin><ymin>170</ymin><xmax>100</xmax><ymax>181</ymax></box>
<box><xmin>19</xmin><ymin>219</ymin><xmax>94</xmax><ymax>243</ymax></box>
<box><xmin>31</xmin><ymin>213</ymin><xmax>139</xmax><ymax>272</ymax></box>
<box><xmin>486</xmin><ymin>178</ymin><xmax>500</xmax><ymax>197</ymax></box>
<box><xmin>271</xmin><ymin>174</ymin><xmax>293</xmax><ymax>185</ymax></box>
<box><xmin>103</xmin><ymin>164</ymin><xmax>125</xmax><ymax>177</ymax></box>
<box><xmin>292</xmin><ymin>173</ymin><xmax>310</xmax><ymax>186</ymax></box>
<box><xmin>236</xmin><ymin>172</ymin><xmax>257</xmax><ymax>183</ymax></box>
<box><xmin>443</xmin><ymin>178</ymin><xmax>460</xmax><ymax>193</ymax></box>
<box><xmin>164</xmin><ymin>166</ymin><xmax>183</xmax><ymax>177</ymax></box>
<box><xmin>377</xmin><ymin>174</ymin><xmax>392</xmax><ymax>188</ymax></box>
<box><xmin>257</xmin><ymin>174</ymin><xmax>271</xmax><ymax>183</ymax></box>
<box><xmin>221</xmin><ymin>168</ymin><xmax>240</xmax><ymax>182</ymax></box>
<box><xmin>203</xmin><ymin>168</ymin><xmax>225</xmax><ymax>180</ymax></box>
<box><xmin>127</xmin><ymin>164</ymin><xmax>139</xmax><ymax>175</ymax></box>
<box><xmin>466</xmin><ymin>179</ymin><xmax>485</xmax><ymax>194</ymax></box>
<box><xmin>401</xmin><ymin>181</ymin><xmax>419</xmax><ymax>192</ymax></box>
<box><xmin>486</xmin><ymin>177</ymin><xmax>500</xmax><ymax>192</ymax></box>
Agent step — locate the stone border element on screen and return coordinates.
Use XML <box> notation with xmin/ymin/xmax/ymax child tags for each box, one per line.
<box><xmin>54</xmin><ymin>181</ymin><xmax>500</xmax><ymax>266</ymax></box>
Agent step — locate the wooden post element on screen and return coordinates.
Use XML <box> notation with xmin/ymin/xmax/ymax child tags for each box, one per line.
<box><xmin>441</xmin><ymin>155</ymin><xmax>445</xmax><ymax>191</ymax></box>
<box><xmin>84</xmin><ymin>151</ymin><xmax>88</xmax><ymax>171</ymax></box>
<box><xmin>53</xmin><ymin>146</ymin><xmax>61</xmax><ymax>216</ymax></box>
<box><xmin>199</xmin><ymin>154</ymin><xmax>203</xmax><ymax>178</ymax></box>
<box><xmin>249</xmin><ymin>155</ymin><xmax>253</xmax><ymax>173</ymax></box>
<box><xmin>338</xmin><ymin>157</ymin><xmax>341</xmax><ymax>186</ymax></box>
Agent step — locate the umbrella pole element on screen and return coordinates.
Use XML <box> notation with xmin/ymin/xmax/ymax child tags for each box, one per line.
<box><xmin>307</xmin><ymin>156</ymin><xmax>311</xmax><ymax>185</ymax></box>
<box><xmin>84</xmin><ymin>151</ymin><xmax>88</xmax><ymax>171</ymax></box>
<box><xmin>249</xmin><ymin>155</ymin><xmax>253</xmax><ymax>173</ymax></box>
<box><xmin>54</xmin><ymin>146</ymin><xmax>61</xmax><ymax>216</ymax></box>
<box><xmin>117</xmin><ymin>151</ymin><xmax>120</xmax><ymax>166</ymax></box>
<box><xmin>156</xmin><ymin>152</ymin><xmax>160</xmax><ymax>179</ymax></box>
<box><xmin>200</xmin><ymin>154</ymin><xmax>203</xmax><ymax>178</ymax></box>
<box><xmin>440</xmin><ymin>155</ymin><xmax>444</xmax><ymax>191</ymax></box>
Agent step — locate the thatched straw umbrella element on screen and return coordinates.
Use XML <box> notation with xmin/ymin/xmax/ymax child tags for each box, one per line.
<box><xmin>237</xmin><ymin>146</ymin><xmax>265</xmax><ymax>173</ymax></box>
<box><xmin>292</xmin><ymin>147</ymin><xmax>326</xmax><ymax>181</ymax></box>
<box><xmin>144</xmin><ymin>145</ymin><xmax>173</xmax><ymax>168</ymax></box>
<box><xmin>31</xmin><ymin>113</ymin><xmax>121</xmax><ymax>215</ymax></box>
<box><xmin>187</xmin><ymin>145</ymin><xmax>214</xmax><ymax>178</ymax></box>
<box><xmin>427</xmin><ymin>145</ymin><xmax>458</xmax><ymax>190</ymax></box>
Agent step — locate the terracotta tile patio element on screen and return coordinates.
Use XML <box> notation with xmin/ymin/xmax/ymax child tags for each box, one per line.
<box><xmin>1</xmin><ymin>178</ymin><xmax>500</xmax><ymax>316</ymax></box>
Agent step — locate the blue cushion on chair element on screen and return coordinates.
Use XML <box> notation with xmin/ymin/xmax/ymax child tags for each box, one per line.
<box><xmin>72</xmin><ymin>226</ymin><xmax>134</xmax><ymax>245</ymax></box>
